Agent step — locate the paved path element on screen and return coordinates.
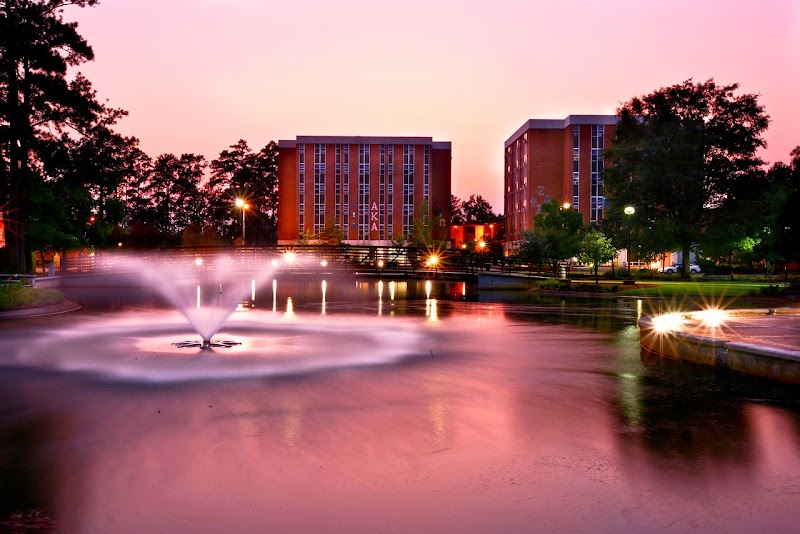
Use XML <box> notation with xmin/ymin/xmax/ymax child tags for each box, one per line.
<box><xmin>681</xmin><ymin>309</ymin><xmax>800</xmax><ymax>353</ymax></box>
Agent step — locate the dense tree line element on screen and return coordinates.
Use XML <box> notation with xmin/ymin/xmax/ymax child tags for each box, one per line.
<box><xmin>1</xmin><ymin>1</ymin><xmax>278</xmax><ymax>272</ymax></box>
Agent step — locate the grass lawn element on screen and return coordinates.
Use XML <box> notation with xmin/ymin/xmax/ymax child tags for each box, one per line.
<box><xmin>617</xmin><ymin>280</ymin><xmax>779</xmax><ymax>298</ymax></box>
<box><xmin>0</xmin><ymin>284</ymin><xmax>65</xmax><ymax>311</ymax></box>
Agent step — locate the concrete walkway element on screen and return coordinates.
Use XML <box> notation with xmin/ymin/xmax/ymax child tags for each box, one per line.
<box><xmin>639</xmin><ymin>308</ymin><xmax>800</xmax><ymax>384</ymax></box>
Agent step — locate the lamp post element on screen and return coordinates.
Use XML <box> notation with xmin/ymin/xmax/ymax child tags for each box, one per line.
<box><xmin>235</xmin><ymin>198</ymin><xmax>249</xmax><ymax>246</ymax></box>
<box><xmin>624</xmin><ymin>206</ymin><xmax>635</xmax><ymax>277</ymax></box>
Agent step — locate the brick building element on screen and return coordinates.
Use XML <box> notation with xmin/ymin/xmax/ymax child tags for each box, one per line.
<box><xmin>277</xmin><ymin>136</ymin><xmax>451</xmax><ymax>246</ymax></box>
<box><xmin>503</xmin><ymin>115</ymin><xmax>618</xmax><ymax>255</ymax></box>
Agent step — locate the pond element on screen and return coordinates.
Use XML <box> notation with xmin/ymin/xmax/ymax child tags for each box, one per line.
<box><xmin>1</xmin><ymin>276</ymin><xmax>798</xmax><ymax>532</ymax></box>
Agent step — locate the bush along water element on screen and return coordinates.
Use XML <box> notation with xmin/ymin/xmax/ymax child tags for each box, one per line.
<box><xmin>0</xmin><ymin>285</ymin><xmax>65</xmax><ymax>311</ymax></box>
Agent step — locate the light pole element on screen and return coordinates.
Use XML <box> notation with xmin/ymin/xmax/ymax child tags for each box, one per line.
<box><xmin>624</xmin><ymin>206</ymin><xmax>635</xmax><ymax>277</ymax></box>
<box><xmin>235</xmin><ymin>198</ymin><xmax>249</xmax><ymax>246</ymax></box>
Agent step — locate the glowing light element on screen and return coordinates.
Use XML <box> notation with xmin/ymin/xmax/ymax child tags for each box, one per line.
<box><xmin>624</xmin><ymin>206</ymin><xmax>635</xmax><ymax>215</ymax></box>
<box><xmin>427</xmin><ymin>255</ymin><xmax>439</xmax><ymax>267</ymax></box>
<box><xmin>389</xmin><ymin>280</ymin><xmax>396</xmax><ymax>301</ymax></box>
<box><xmin>251</xmin><ymin>279</ymin><xmax>256</xmax><ymax>301</ymax></box>
<box><xmin>695</xmin><ymin>308</ymin><xmax>728</xmax><ymax>329</ymax></box>
<box><xmin>425</xmin><ymin>280</ymin><xmax>432</xmax><ymax>299</ymax></box>
<box><xmin>321</xmin><ymin>280</ymin><xmax>327</xmax><ymax>315</ymax></box>
<box><xmin>377</xmin><ymin>260</ymin><xmax>384</xmax><ymax>268</ymax></box>
<box><xmin>117</xmin><ymin>242</ymin><xmax>123</xmax><ymax>248</ymax></box>
<box><xmin>478</xmin><ymin>240</ymin><xmax>486</xmax><ymax>250</ymax></box>
<box><xmin>284</xmin><ymin>251</ymin><xmax>297</xmax><ymax>264</ymax></box>
<box><xmin>320</xmin><ymin>260</ymin><xmax>328</xmax><ymax>268</ymax></box>
<box><xmin>194</xmin><ymin>257</ymin><xmax>204</xmax><ymax>267</ymax></box>
<box><xmin>652</xmin><ymin>313</ymin><xmax>685</xmax><ymax>334</ymax></box>
<box><xmin>562</xmin><ymin>202</ymin><xmax>571</xmax><ymax>209</ymax></box>
<box><xmin>271</xmin><ymin>259</ymin><xmax>279</xmax><ymax>267</ymax></box>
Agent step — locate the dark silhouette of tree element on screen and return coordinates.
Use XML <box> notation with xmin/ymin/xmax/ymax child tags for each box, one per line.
<box><xmin>462</xmin><ymin>194</ymin><xmax>499</xmax><ymax>223</ymax></box>
<box><xmin>604</xmin><ymin>79</ymin><xmax>770</xmax><ymax>279</ymax></box>
<box><xmin>755</xmin><ymin>146</ymin><xmax>800</xmax><ymax>275</ymax></box>
<box><xmin>450</xmin><ymin>195</ymin><xmax>466</xmax><ymax>225</ymax></box>
<box><xmin>29</xmin><ymin>105</ymin><xmax>138</xmax><ymax>260</ymax></box>
<box><xmin>207</xmin><ymin>140</ymin><xmax>278</xmax><ymax>244</ymax></box>
<box><xmin>1</xmin><ymin>0</ymin><xmax>101</xmax><ymax>271</ymax></box>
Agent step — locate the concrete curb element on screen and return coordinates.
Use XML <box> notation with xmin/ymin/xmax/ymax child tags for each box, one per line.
<box><xmin>639</xmin><ymin>308</ymin><xmax>800</xmax><ymax>385</ymax></box>
<box><xmin>0</xmin><ymin>301</ymin><xmax>81</xmax><ymax>320</ymax></box>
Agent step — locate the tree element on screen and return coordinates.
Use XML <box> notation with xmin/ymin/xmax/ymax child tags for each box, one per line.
<box><xmin>767</xmin><ymin>147</ymin><xmax>800</xmax><ymax>266</ymax></box>
<box><xmin>462</xmin><ymin>194</ymin><xmax>499</xmax><ymax>223</ymax></box>
<box><xmin>450</xmin><ymin>195</ymin><xmax>466</xmax><ymax>225</ymax></box>
<box><xmin>1</xmin><ymin>0</ymin><xmax>101</xmax><ymax>271</ymax></box>
<box><xmin>207</xmin><ymin>140</ymin><xmax>279</xmax><ymax>244</ymax></box>
<box><xmin>604</xmin><ymin>79</ymin><xmax>770</xmax><ymax>279</ymax></box>
<box><xmin>146</xmin><ymin>153</ymin><xmax>207</xmax><ymax>238</ymax></box>
<box><xmin>517</xmin><ymin>230</ymin><xmax>548</xmax><ymax>273</ymax></box>
<box><xmin>407</xmin><ymin>199</ymin><xmax>448</xmax><ymax>255</ymax></box>
<box><xmin>579</xmin><ymin>229</ymin><xmax>617</xmax><ymax>285</ymax></box>
<box><xmin>532</xmin><ymin>199</ymin><xmax>584</xmax><ymax>273</ymax></box>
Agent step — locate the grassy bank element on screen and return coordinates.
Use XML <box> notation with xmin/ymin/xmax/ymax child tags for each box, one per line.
<box><xmin>617</xmin><ymin>280</ymin><xmax>785</xmax><ymax>298</ymax></box>
<box><xmin>0</xmin><ymin>284</ymin><xmax>65</xmax><ymax>311</ymax></box>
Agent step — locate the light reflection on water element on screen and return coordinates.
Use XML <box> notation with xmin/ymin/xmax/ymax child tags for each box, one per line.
<box><xmin>0</xmin><ymin>279</ymin><xmax>799</xmax><ymax>532</ymax></box>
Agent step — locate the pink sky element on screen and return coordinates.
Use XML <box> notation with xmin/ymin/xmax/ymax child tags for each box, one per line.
<box><xmin>67</xmin><ymin>0</ymin><xmax>800</xmax><ymax>212</ymax></box>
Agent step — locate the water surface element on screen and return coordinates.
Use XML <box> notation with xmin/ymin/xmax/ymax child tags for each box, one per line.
<box><xmin>1</xmin><ymin>280</ymin><xmax>798</xmax><ymax>532</ymax></box>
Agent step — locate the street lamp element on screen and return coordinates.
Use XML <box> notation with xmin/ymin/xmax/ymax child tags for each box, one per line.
<box><xmin>235</xmin><ymin>198</ymin><xmax>249</xmax><ymax>246</ymax></box>
<box><xmin>624</xmin><ymin>206</ymin><xmax>635</xmax><ymax>277</ymax></box>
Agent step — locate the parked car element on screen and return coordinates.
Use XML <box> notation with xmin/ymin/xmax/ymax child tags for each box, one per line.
<box><xmin>659</xmin><ymin>263</ymin><xmax>701</xmax><ymax>274</ymax></box>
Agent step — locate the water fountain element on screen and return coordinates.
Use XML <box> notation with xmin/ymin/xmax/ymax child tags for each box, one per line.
<box><xmin>6</xmin><ymin>252</ymin><xmax>429</xmax><ymax>383</ymax></box>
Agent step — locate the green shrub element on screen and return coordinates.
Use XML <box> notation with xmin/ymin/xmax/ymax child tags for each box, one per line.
<box><xmin>0</xmin><ymin>284</ymin><xmax>65</xmax><ymax>311</ymax></box>
<box><xmin>535</xmin><ymin>278</ymin><xmax>571</xmax><ymax>291</ymax></box>
<box><xmin>759</xmin><ymin>284</ymin><xmax>787</xmax><ymax>297</ymax></box>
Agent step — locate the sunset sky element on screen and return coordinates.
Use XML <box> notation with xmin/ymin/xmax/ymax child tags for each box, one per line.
<box><xmin>67</xmin><ymin>0</ymin><xmax>800</xmax><ymax>212</ymax></box>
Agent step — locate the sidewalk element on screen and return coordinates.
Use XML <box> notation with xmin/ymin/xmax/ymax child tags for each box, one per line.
<box><xmin>639</xmin><ymin>308</ymin><xmax>800</xmax><ymax>385</ymax></box>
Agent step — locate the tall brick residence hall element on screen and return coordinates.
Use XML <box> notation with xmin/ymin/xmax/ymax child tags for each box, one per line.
<box><xmin>277</xmin><ymin>136</ymin><xmax>451</xmax><ymax>246</ymax></box>
<box><xmin>503</xmin><ymin>115</ymin><xmax>618</xmax><ymax>255</ymax></box>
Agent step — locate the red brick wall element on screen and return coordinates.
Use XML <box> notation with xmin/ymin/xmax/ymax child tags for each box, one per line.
<box><xmin>527</xmin><ymin>129</ymin><xmax>564</xmax><ymax>227</ymax></box>
<box><xmin>431</xmin><ymin>145</ymin><xmax>452</xmax><ymax>241</ymax></box>
<box><xmin>277</xmin><ymin>145</ymin><xmax>297</xmax><ymax>242</ymax></box>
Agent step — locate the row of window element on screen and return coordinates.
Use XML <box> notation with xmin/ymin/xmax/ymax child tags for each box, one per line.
<box><xmin>297</xmin><ymin>143</ymin><xmax>430</xmax><ymax>240</ymax></box>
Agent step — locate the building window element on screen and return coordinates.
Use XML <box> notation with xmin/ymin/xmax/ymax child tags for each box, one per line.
<box><xmin>591</xmin><ymin>125</ymin><xmax>605</xmax><ymax>222</ymax></box>
<box><xmin>359</xmin><ymin>145</ymin><xmax>370</xmax><ymax>240</ymax></box>
<box><xmin>402</xmin><ymin>145</ymin><xmax>415</xmax><ymax>236</ymax></box>
<box><xmin>573</xmin><ymin>126</ymin><xmax>580</xmax><ymax>209</ymax></box>
<box><xmin>343</xmin><ymin>145</ymin><xmax>350</xmax><ymax>231</ymax></box>
<box><xmin>423</xmin><ymin>145</ymin><xmax>430</xmax><ymax>200</ymax></box>
<box><xmin>388</xmin><ymin>145</ymin><xmax>394</xmax><ymax>237</ymax></box>
<box><xmin>314</xmin><ymin>144</ymin><xmax>326</xmax><ymax>234</ymax></box>
<box><xmin>298</xmin><ymin>144</ymin><xmax>305</xmax><ymax>235</ymax></box>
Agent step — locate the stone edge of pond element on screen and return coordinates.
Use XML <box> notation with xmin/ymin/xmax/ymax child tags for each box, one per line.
<box><xmin>0</xmin><ymin>301</ymin><xmax>81</xmax><ymax>319</ymax></box>
<box><xmin>638</xmin><ymin>308</ymin><xmax>800</xmax><ymax>385</ymax></box>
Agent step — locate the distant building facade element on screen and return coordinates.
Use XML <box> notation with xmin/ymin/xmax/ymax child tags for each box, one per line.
<box><xmin>277</xmin><ymin>136</ymin><xmax>451</xmax><ymax>246</ymax></box>
<box><xmin>503</xmin><ymin>115</ymin><xmax>618</xmax><ymax>255</ymax></box>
